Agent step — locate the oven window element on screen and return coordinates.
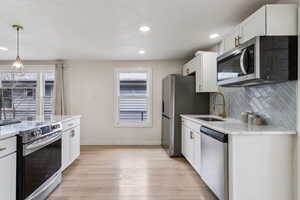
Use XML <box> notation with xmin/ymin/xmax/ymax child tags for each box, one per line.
<box><xmin>217</xmin><ymin>45</ymin><xmax>255</xmax><ymax>81</ymax></box>
<box><xmin>22</xmin><ymin>139</ymin><xmax>61</xmax><ymax>199</ymax></box>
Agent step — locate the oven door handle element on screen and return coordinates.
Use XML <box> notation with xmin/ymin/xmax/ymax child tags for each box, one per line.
<box><xmin>24</xmin><ymin>133</ymin><xmax>62</xmax><ymax>155</ymax></box>
<box><xmin>240</xmin><ymin>49</ymin><xmax>247</xmax><ymax>75</ymax></box>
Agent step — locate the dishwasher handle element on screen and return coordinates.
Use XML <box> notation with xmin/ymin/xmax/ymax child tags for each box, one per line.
<box><xmin>200</xmin><ymin>126</ymin><xmax>228</xmax><ymax>143</ymax></box>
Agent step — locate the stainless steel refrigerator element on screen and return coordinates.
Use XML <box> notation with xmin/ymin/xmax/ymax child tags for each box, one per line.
<box><xmin>161</xmin><ymin>74</ymin><xmax>209</xmax><ymax>157</ymax></box>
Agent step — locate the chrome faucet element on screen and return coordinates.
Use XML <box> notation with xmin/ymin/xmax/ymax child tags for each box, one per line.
<box><xmin>212</xmin><ymin>92</ymin><xmax>227</xmax><ymax>118</ymax></box>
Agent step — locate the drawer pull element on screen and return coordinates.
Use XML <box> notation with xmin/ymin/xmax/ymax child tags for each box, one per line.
<box><xmin>70</xmin><ymin>130</ymin><xmax>75</xmax><ymax>137</ymax></box>
<box><xmin>0</xmin><ymin>147</ymin><xmax>7</xmax><ymax>151</ymax></box>
<box><xmin>68</xmin><ymin>123</ymin><xmax>74</xmax><ymax>126</ymax></box>
<box><xmin>190</xmin><ymin>131</ymin><xmax>193</xmax><ymax>139</ymax></box>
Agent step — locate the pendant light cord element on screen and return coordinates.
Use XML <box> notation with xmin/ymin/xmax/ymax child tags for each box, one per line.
<box><xmin>17</xmin><ymin>28</ymin><xmax>19</xmax><ymax>57</ymax></box>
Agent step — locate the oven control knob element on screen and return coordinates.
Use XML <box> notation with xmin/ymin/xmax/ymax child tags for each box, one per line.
<box><xmin>31</xmin><ymin>132</ymin><xmax>37</xmax><ymax>137</ymax></box>
<box><xmin>32</xmin><ymin>130</ymin><xmax>41</xmax><ymax>137</ymax></box>
<box><xmin>37</xmin><ymin>129</ymin><xmax>42</xmax><ymax>135</ymax></box>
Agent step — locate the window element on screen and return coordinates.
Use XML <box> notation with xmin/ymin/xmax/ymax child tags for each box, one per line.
<box><xmin>115</xmin><ymin>68</ymin><xmax>152</xmax><ymax>127</ymax></box>
<box><xmin>43</xmin><ymin>72</ymin><xmax>55</xmax><ymax>118</ymax></box>
<box><xmin>0</xmin><ymin>67</ymin><xmax>55</xmax><ymax>120</ymax></box>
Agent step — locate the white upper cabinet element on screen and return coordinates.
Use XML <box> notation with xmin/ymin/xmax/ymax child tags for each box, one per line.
<box><xmin>265</xmin><ymin>4</ymin><xmax>298</xmax><ymax>35</ymax></box>
<box><xmin>222</xmin><ymin>4</ymin><xmax>298</xmax><ymax>53</ymax></box>
<box><xmin>223</xmin><ymin>26</ymin><xmax>241</xmax><ymax>53</ymax></box>
<box><xmin>240</xmin><ymin>6</ymin><xmax>266</xmax><ymax>43</ymax></box>
<box><xmin>183</xmin><ymin>58</ymin><xmax>197</xmax><ymax>76</ymax></box>
<box><xmin>196</xmin><ymin>52</ymin><xmax>218</xmax><ymax>93</ymax></box>
<box><xmin>183</xmin><ymin>51</ymin><xmax>218</xmax><ymax>93</ymax></box>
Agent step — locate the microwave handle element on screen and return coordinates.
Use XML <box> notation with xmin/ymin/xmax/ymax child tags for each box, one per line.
<box><xmin>240</xmin><ymin>49</ymin><xmax>247</xmax><ymax>75</ymax></box>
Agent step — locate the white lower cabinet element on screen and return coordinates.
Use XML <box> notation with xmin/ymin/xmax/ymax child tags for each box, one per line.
<box><xmin>62</xmin><ymin>119</ymin><xmax>81</xmax><ymax>171</ymax></box>
<box><xmin>193</xmin><ymin>133</ymin><xmax>201</xmax><ymax>174</ymax></box>
<box><xmin>181</xmin><ymin>123</ymin><xmax>201</xmax><ymax>175</ymax></box>
<box><xmin>62</xmin><ymin>131</ymin><xmax>71</xmax><ymax>170</ymax></box>
<box><xmin>70</xmin><ymin>126</ymin><xmax>80</xmax><ymax>162</ymax></box>
<box><xmin>182</xmin><ymin>125</ymin><xmax>194</xmax><ymax>164</ymax></box>
<box><xmin>0</xmin><ymin>152</ymin><xmax>16</xmax><ymax>200</ymax></box>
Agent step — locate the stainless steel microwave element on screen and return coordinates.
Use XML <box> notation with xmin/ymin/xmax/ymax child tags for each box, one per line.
<box><xmin>217</xmin><ymin>36</ymin><xmax>297</xmax><ymax>87</ymax></box>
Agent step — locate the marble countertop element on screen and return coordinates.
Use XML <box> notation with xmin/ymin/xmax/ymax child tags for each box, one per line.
<box><xmin>0</xmin><ymin>115</ymin><xmax>81</xmax><ymax>140</ymax></box>
<box><xmin>181</xmin><ymin>114</ymin><xmax>296</xmax><ymax>135</ymax></box>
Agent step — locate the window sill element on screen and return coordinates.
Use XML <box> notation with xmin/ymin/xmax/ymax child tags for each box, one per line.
<box><xmin>114</xmin><ymin>122</ymin><xmax>152</xmax><ymax>128</ymax></box>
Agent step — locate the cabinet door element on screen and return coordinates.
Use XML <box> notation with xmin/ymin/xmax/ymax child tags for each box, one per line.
<box><xmin>181</xmin><ymin>125</ymin><xmax>188</xmax><ymax>157</ymax></box>
<box><xmin>0</xmin><ymin>153</ymin><xmax>16</xmax><ymax>200</ymax></box>
<box><xmin>240</xmin><ymin>6</ymin><xmax>266</xmax><ymax>43</ymax></box>
<box><xmin>193</xmin><ymin>133</ymin><xmax>201</xmax><ymax>175</ymax></box>
<box><xmin>223</xmin><ymin>26</ymin><xmax>240</xmax><ymax>52</ymax></box>
<box><xmin>266</xmin><ymin>4</ymin><xmax>298</xmax><ymax>36</ymax></box>
<box><xmin>70</xmin><ymin>126</ymin><xmax>80</xmax><ymax>162</ymax></box>
<box><xmin>62</xmin><ymin>131</ymin><xmax>70</xmax><ymax>171</ymax></box>
<box><xmin>196</xmin><ymin>53</ymin><xmax>218</xmax><ymax>93</ymax></box>
<box><xmin>195</xmin><ymin>55</ymin><xmax>203</xmax><ymax>93</ymax></box>
<box><xmin>185</xmin><ymin>129</ymin><xmax>194</xmax><ymax>164</ymax></box>
<box><xmin>73</xmin><ymin>126</ymin><xmax>81</xmax><ymax>160</ymax></box>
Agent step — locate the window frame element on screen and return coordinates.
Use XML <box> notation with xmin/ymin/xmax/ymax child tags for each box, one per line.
<box><xmin>0</xmin><ymin>65</ymin><xmax>55</xmax><ymax>116</ymax></box>
<box><xmin>114</xmin><ymin>67</ymin><xmax>152</xmax><ymax>128</ymax></box>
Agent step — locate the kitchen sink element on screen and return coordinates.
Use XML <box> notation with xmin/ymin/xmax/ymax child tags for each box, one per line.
<box><xmin>195</xmin><ymin>117</ymin><xmax>224</xmax><ymax>122</ymax></box>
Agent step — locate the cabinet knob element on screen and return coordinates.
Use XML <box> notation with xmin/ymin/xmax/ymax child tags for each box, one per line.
<box><xmin>234</xmin><ymin>37</ymin><xmax>238</xmax><ymax>47</ymax></box>
<box><xmin>235</xmin><ymin>36</ymin><xmax>242</xmax><ymax>47</ymax></box>
<box><xmin>237</xmin><ymin>36</ymin><xmax>241</xmax><ymax>46</ymax></box>
<box><xmin>71</xmin><ymin>129</ymin><xmax>75</xmax><ymax>137</ymax></box>
<box><xmin>190</xmin><ymin>131</ymin><xmax>193</xmax><ymax>139</ymax></box>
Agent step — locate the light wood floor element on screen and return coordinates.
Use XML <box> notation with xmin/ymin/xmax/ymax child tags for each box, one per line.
<box><xmin>48</xmin><ymin>146</ymin><xmax>217</xmax><ymax>200</ymax></box>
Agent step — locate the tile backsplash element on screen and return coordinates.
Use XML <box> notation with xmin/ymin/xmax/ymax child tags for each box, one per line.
<box><xmin>210</xmin><ymin>81</ymin><xmax>297</xmax><ymax>129</ymax></box>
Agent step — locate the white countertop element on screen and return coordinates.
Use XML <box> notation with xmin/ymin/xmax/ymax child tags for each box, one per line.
<box><xmin>181</xmin><ymin>114</ymin><xmax>296</xmax><ymax>135</ymax></box>
<box><xmin>0</xmin><ymin>115</ymin><xmax>81</xmax><ymax>140</ymax></box>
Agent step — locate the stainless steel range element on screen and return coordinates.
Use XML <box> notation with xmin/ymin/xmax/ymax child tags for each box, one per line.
<box><xmin>17</xmin><ymin>121</ymin><xmax>63</xmax><ymax>200</ymax></box>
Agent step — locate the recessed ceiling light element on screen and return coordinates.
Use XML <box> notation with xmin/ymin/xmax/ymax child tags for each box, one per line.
<box><xmin>0</xmin><ymin>46</ymin><xmax>8</xmax><ymax>51</ymax></box>
<box><xmin>210</xmin><ymin>33</ymin><xmax>219</xmax><ymax>39</ymax></box>
<box><xmin>139</xmin><ymin>26</ymin><xmax>151</xmax><ymax>32</ymax></box>
<box><xmin>138</xmin><ymin>50</ymin><xmax>145</xmax><ymax>54</ymax></box>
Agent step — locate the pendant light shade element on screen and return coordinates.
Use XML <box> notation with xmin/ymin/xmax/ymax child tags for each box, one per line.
<box><xmin>12</xmin><ymin>25</ymin><xmax>24</xmax><ymax>75</ymax></box>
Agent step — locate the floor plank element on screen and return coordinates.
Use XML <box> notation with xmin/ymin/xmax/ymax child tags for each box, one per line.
<box><xmin>48</xmin><ymin>146</ymin><xmax>217</xmax><ymax>200</ymax></box>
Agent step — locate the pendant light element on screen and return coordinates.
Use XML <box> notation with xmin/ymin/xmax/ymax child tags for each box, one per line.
<box><xmin>12</xmin><ymin>25</ymin><xmax>24</xmax><ymax>75</ymax></box>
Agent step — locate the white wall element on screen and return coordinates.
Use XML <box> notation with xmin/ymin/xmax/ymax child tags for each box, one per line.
<box><xmin>64</xmin><ymin>60</ymin><xmax>183</xmax><ymax>145</ymax></box>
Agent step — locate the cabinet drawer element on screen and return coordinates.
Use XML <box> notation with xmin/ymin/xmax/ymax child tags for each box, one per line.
<box><xmin>63</xmin><ymin>118</ymin><xmax>80</xmax><ymax>131</ymax></box>
<box><xmin>182</xmin><ymin>119</ymin><xmax>201</xmax><ymax>133</ymax></box>
<box><xmin>0</xmin><ymin>137</ymin><xmax>16</xmax><ymax>158</ymax></box>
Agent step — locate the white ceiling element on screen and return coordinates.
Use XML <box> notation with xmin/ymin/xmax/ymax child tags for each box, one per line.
<box><xmin>0</xmin><ymin>0</ymin><xmax>293</xmax><ymax>60</ymax></box>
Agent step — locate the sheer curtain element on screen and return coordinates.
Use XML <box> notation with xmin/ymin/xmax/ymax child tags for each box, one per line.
<box><xmin>54</xmin><ymin>63</ymin><xmax>65</xmax><ymax>115</ymax></box>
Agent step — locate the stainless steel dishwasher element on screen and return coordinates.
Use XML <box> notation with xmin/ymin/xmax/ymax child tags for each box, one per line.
<box><xmin>200</xmin><ymin>126</ymin><xmax>228</xmax><ymax>200</ymax></box>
